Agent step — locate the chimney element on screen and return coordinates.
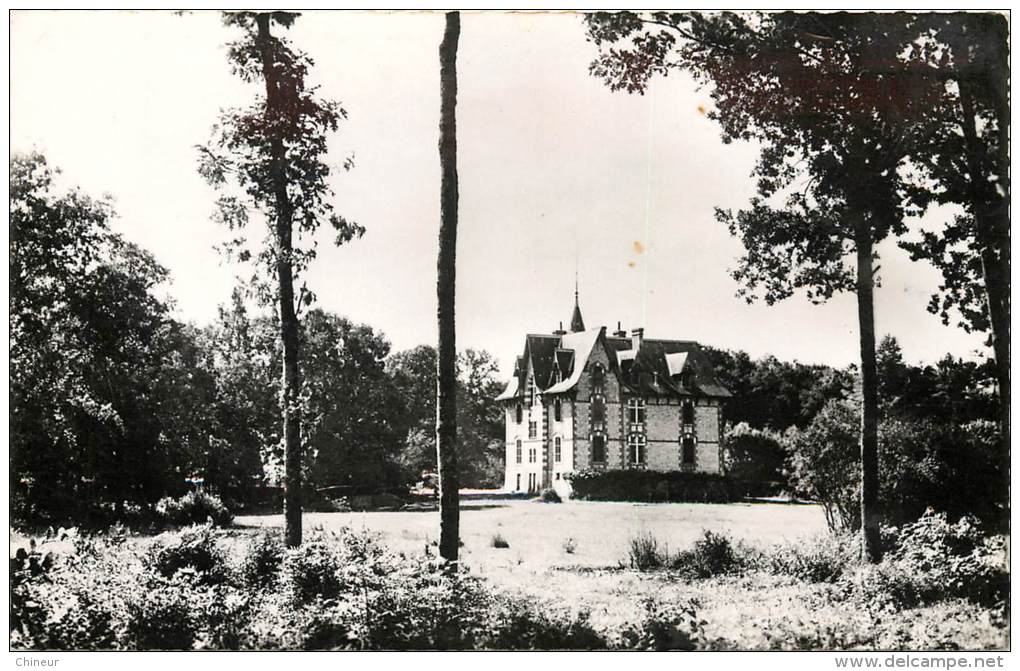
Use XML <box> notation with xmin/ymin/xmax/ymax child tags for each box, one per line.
<box><xmin>553</xmin><ymin>320</ymin><xmax>566</xmax><ymax>336</ymax></box>
<box><xmin>631</xmin><ymin>327</ymin><xmax>644</xmax><ymax>351</ymax></box>
<box><xmin>613</xmin><ymin>321</ymin><xmax>627</xmax><ymax>337</ymax></box>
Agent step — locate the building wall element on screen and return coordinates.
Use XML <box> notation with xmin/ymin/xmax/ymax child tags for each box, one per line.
<box><xmin>503</xmin><ymin>340</ymin><xmax>727</xmax><ymax>491</ymax></box>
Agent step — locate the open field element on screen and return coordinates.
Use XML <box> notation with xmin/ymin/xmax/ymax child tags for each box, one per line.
<box><xmin>238</xmin><ymin>499</ymin><xmax>829</xmax><ymax>571</ymax></box>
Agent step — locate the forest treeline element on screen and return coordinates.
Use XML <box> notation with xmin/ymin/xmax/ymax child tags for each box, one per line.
<box><xmin>11</xmin><ymin>152</ymin><xmax>1001</xmax><ymax>528</ymax></box>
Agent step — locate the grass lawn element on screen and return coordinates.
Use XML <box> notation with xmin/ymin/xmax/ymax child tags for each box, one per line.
<box><xmin>238</xmin><ymin>499</ymin><xmax>829</xmax><ymax>572</ymax></box>
<box><xmin>232</xmin><ymin>500</ymin><xmax>1006</xmax><ymax>650</ymax></box>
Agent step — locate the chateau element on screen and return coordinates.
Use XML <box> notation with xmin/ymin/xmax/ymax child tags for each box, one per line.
<box><xmin>496</xmin><ymin>295</ymin><xmax>732</xmax><ymax>496</ymax></box>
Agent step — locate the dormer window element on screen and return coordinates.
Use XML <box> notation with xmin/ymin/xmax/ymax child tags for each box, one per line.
<box><xmin>529</xmin><ymin>377</ymin><xmax>537</xmax><ymax>407</ymax></box>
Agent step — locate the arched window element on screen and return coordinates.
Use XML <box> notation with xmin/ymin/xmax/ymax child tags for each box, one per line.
<box><xmin>554</xmin><ymin>436</ymin><xmax>562</xmax><ymax>463</ymax></box>
<box><xmin>682</xmin><ymin>400</ymin><xmax>695</xmax><ymax>425</ymax></box>
<box><xmin>515</xmin><ymin>439</ymin><xmax>522</xmax><ymax>464</ymax></box>
<box><xmin>591</xmin><ymin>434</ymin><xmax>606</xmax><ymax>463</ymax></box>
<box><xmin>681</xmin><ymin>436</ymin><xmax>696</xmax><ymax>465</ymax></box>
<box><xmin>627</xmin><ymin>434</ymin><xmax>646</xmax><ymax>465</ymax></box>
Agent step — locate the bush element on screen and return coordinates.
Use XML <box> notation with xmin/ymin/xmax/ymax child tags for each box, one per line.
<box><xmin>483</xmin><ymin>597</ymin><xmax>606</xmax><ymax>650</ymax></box>
<box><xmin>628</xmin><ymin>532</ymin><xmax>666</xmax><ymax>571</ymax></box>
<box><xmin>786</xmin><ymin>401</ymin><xmax>1008</xmax><ymax>532</ymax></box>
<box><xmin>144</xmin><ymin>524</ymin><xmax>229</xmax><ymax>585</ymax></box>
<box><xmin>122</xmin><ymin>578</ymin><xmax>197</xmax><ymax>649</ymax></box>
<box><xmin>762</xmin><ymin>532</ymin><xmax>859</xmax><ymax>583</ymax></box>
<box><xmin>670</xmin><ymin>530</ymin><xmax>742</xmax><ymax>579</ymax></box>
<box><xmin>238</xmin><ymin>530</ymin><xmax>285</xmax><ymax>587</ymax></box>
<box><xmin>155</xmin><ymin>491</ymin><xmax>233</xmax><ymax>528</ymax></box>
<box><xmin>723</xmin><ymin>422</ymin><xmax>788</xmax><ymax>496</ymax></box>
<box><xmin>491</xmin><ymin>533</ymin><xmax>510</xmax><ymax>549</ymax></box>
<box><xmin>567</xmin><ymin>470</ymin><xmax>736</xmax><ymax>503</ymax></box>
<box><xmin>846</xmin><ymin>511</ymin><xmax>1008</xmax><ymax>609</ymax></box>
<box><xmin>617</xmin><ymin>598</ymin><xmax>704</xmax><ymax>650</ymax></box>
<box><xmin>279</xmin><ymin>540</ymin><xmax>347</xmax><ymax>604</ymax></box>
<box><xmin>537</xmin><ymin>488</ymin><xmax>561</xmax><ymax>503</ymax></box>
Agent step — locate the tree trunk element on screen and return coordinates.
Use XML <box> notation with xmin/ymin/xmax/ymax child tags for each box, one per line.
<box><xmin>956</xmin><ymin>74</ymin><xmax>1010</xmax><ymax>455</ymax></box>
<box><xmin>436</xmin><ymin>11</ymin><xmax>461</xmax><ymax>563</ymax></box>
<box><xmin>855</xmin><ymin>220</ymin><xmax>882</xmax><ymax>563</ymax></box>
<box><xmin>256</xmin><ymin>13</ymin><xmax>303</xmax><ymax>547</ymax></box>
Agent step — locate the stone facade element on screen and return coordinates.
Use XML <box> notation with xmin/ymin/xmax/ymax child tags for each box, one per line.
<box><xmin>497</xmin><ymin>304</ymin><xmax>731</xmax><ymax>497</ymax></box>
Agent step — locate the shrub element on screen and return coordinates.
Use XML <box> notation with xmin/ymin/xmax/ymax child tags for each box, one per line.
<box><xmin>155</xmin><ymin>491</ymin><xmax>233</xmax><ymax>528</ymax></box>
<box><xmin>279</xmin><ymin>539</ymin><xmax>348</xmax><ymax>604</ymax></box>
<box><xmin>617</xmin><ymin>598</ymin><xmax>704</xmax><ymax>650</ymax></box>
<box><xmin>483</xmin><ymin>597</ymin><xmax>606</xmax><ymax>650</ymax></box>
<box><xmin>122</xmin><ymin>577</ymin><xmax>196</xmax><ymax>649</ymax></box>
<box><xmin>491</xmin><ymin>533</ymin><xmax>510</xmax><ymax>549</ymax></box>
<box><xmin>537</xmin><ymin>488</ymin><xmax>562</xmax><ymax>503</ymax></box>
<box><xmin>671</xmin><ymin>530</ymin><xmax>742</xmax><ymax>579</ymax></box>
<box><xmin>762</xmin><ymin>532</ymin><xmax>858</xmax><ymax>583</ymax></box>
<box><xmin>567</xmin><ymin>470</ymin><xmax>736</xmax><ymax>503</ymax></box>
<box><xmin>144</xmin><ymin>523</ymin><xmax>229</xmax><ymax>585</ymax></box>
<box><xmin>628</xmin><ymin>532</ymin><xmax>666</xmax><ymax>571</ymax></box>
<box><xmin>239</xmin><ymin>530</ymin><xmax>285</xmax><ymax>587</ymax></box>
<box><xmin>723</xmin><ymin>422</ymin><xmax>788</xmax><ymax>496</ymax></box>
<box><xmin>846</xmin><ymin>511</ymin><xmax>1009</xmax><ymax>609</ymax></box>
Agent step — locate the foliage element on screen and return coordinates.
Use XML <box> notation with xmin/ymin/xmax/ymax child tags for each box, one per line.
<box><xmin>537</xmin><ymin>488</ymin><xmax>562</xmax><ymax>503</ymax></box>
<box><xmin>144</xmin><ymin>524</ymin><xmax>231</xmax><ymax>586</ymax></box>
<box><xmin>122</xmin><ymin>577</ymin><xmax>198</xmax><ymax>650</ymax></box>
<box><xmin>722</xmin><ymin>422</ymin><xmax>788</xmax><ymax>495</ymax></box>
<box><xmin>670</xmin><ymin>530</ymin><xmax>743</xmax><ymax>579</ymax></box>
<box><xmin>155</xmin><ymin>491</ymin><xmax>234</xmax><ymax>528</ymax></box>
<box><xmin>278</xmin><ymin>539</ymin><xmax>350</xmax><ymax>603</ymax></box>
<box><xmin>760</xmin><ymin>532</ymin><xmax>859</xmax><ymax>583</ymax></box>
<box><xmin>627</xmin><ymin>532</ymin><xmax>666</xmax><ymax>571</ymax></box>
<box><xmin>568</xmin><ymin>470</ymin><xmax>736</xmax><ymax>503</ymax></box>
<box><xmin>844</xmin><ymin>512</ymin><xmax>1009</xmax><ymax>610</ymax></box>
<box><xmin>387</xmin><ymin>346</ymin><xmax>505</xmax><ymax>487</ymax></box>
<box><xmin>490</xmin><ymin>533</ymin><xmax>510</xmax><ymax>549</ymax></box>
<box><xmin>238</xmin><ymin>530</ymin><xmax>285</xmax><ymax>587</ymax></box>
<box><xmin>787</xmin><ymin>400</ymin><xmax>1008</xmax><ymax>531</ymax></box>
<box><xmin>617</xmin><ymin>598</ymin><xmax>705</xmax><ymax>651</ymax></box>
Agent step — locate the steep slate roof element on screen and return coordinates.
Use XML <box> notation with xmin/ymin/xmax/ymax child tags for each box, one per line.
<box><xmin>496</xmin><ymin>327</ymin><xmax>731</xmax><ymax>401</ymax></box>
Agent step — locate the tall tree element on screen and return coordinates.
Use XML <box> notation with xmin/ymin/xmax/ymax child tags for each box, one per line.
<box><xmin>898</xmin><ymin>14</ymin><xmax>1009</xmax><ymax>448</ymax></box>
<box><xmin>585</xmin><ymin>12</ymin><xmax>947</xmax><ymax>561</ymax></box>
<box><xmin>436</xmin><ymin>10</ymin><xmax>461</xmax><ymax>562</ymax></box>
<box><xmin>198</xmin><ymin>11</ymin><xmax>363</xmax><ymax>546</ymax></box>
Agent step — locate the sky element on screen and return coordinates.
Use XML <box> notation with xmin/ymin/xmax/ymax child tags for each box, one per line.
<box><xmin>10</xmin><ymin>10</ymin><xmax>989</xmax><ymax>377</ymax></box>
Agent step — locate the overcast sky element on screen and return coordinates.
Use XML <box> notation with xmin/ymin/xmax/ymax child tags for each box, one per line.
<box><xmin>11</xmin><ymin>10</ymin><xmax>988</xmax><ymax>376</ymax></box>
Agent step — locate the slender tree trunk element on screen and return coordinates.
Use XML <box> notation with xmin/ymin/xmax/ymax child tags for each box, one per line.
<box><xmin>855</xmin><ymin>220</ymin><xmax>881</xmax><ymax>563</ymax></box>
<box><xmin>957</xmin><ymin>75</ymin><xmax>1010</xmax><ymax>454</ymax></box>
<box><xmin>436</xmin><ymin>10</ymin><xmax>461</xmax><ymax>562</ymax></box>
<box><xmin>256</xmin><ymin>13</ymin><xmax>303</xmax><ymax>547</ymax></box>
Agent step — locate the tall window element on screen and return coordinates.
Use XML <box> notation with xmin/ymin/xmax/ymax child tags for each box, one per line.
<box><xmin>554</xmin><ymin>398</ymin><xmax>562</xmax><ymax>422</ymax></box>
<box><xmin>528</xmin><ymin>447</ymin><xmax>536</xmax><ymax>463</ymax></box>
<box><xmin>681</xmin><ymin>436</ymin><xmax>696</xmax><ymax>465</ymax></box>
<box><xmin>628</xmin><ymin>434</ymin><xmax>646</xmax><ymax>465</ymax></box>
<box><xmin>592</xmin><ymin>434</ymin><xmax>606</xmax><ymax>463</ymax></box>
<box><xmin>627</xmin><ymin>397</ymin><xmax>646</xmax><ymax>424</ymax></box>
<box><xmin>682</xmin><ymin>401</ymin><xmax>695</xmax><ymax>425</ymax></box>
<box><xmin>515</xmin><ymin>403</ymin><xmax>523</xmax><ymax>424</ymax></box>
<box><xmin>516</xmin><ymin>473</ymin><xmax>521</xmax><ymax>491</ymax></box>
<box><xmin>529</xmin><ymin>378</ymin><xmax>537</xmax><ymax>407</ymax></box>
<box><xmin>528</xmin><ymin>421</ymin><xmax>537</xmax><ymax>439</ymax></box>
<box><xmin>554</xmin><ymin>436</ymin><xmax>562</xmax><ymax>463</ymax></box>
<box><xmin>515</xmin><ymin>439</ymin><xmax>522</xmax><ymax>464</ymax></box>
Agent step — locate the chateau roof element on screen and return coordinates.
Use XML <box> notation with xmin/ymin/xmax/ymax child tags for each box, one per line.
<box><xmin>496</xmin><ymin>327</ymin><xmax>731</xmax><ymax>401</ymax></box>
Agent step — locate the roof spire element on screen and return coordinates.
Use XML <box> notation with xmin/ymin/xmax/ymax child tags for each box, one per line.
<box><xmin>569</xmin><ymin>274</ymin><xmax>585</xmax><ymax>332</ymax></box>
